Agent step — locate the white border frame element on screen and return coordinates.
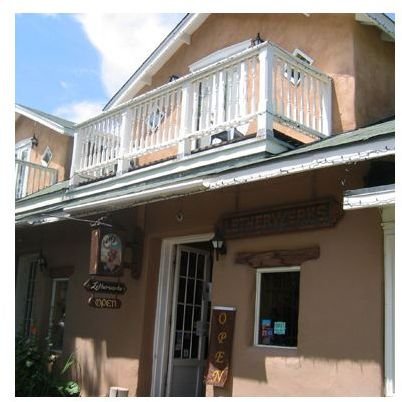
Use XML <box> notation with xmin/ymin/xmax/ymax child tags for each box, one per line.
<box><xmin>151</xmin><ymin>232</ymin><xmax>214</xmax><ymax>397</ymax></box>
<box><xmin>254</xmin><ymin>266</ymin><xmax>300</xmax><ymax>349</ymax></box>
<box><xmin>47</xmin><ymin>278</ymin><xmax>69</xmax><ymax>353</ymax></box>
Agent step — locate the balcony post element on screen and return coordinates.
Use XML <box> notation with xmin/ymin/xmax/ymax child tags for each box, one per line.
<box><xmin>321</xmin><ymin>79</ymin><xmax>332</xmax><ymax>136</ymax></box>
<box><xmin>257</xmin><ymin>44</ymin><xmax>274</xmax><ymax>139</ymax></box>
<box><xmin>69</xmin><ymin>130</ymin><xmax>83</xmax><ymax>187</ymax></box>
<box><xmin>117</xmin><ymin>109</ymin><xmax>133</xmax><ymax>175</ymax></box>
<box><xmin>178</xmin><ymin>83</ymin><xmax>192</xmax><ymax>159</ymax></box>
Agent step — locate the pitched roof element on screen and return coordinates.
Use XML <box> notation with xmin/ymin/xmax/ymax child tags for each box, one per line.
<box><xmin>15</xmin><ymin>103</ymin><xmax>76</xmax><ymax>135</ymax></box>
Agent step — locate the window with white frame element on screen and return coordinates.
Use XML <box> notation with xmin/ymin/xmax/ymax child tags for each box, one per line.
<box><xmin>284</xmin><ymin>48</ymin><xmax>314</xmax><ymax>86</ymax></box>
<box><xmin>254</xmin><ymin>267</ymin><xmax>300</xmax><ymax>347</ymax></box>
<box><xmin>48</xmin><ymin>278</ymin><xmax>69</xmax><ymax>352</ymax></box>
<box><xmin>41</xmin><ymin>146</ymin><xmax>53</xmax><ymax>166</ymax></box>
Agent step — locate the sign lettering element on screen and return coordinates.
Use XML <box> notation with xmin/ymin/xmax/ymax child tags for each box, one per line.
<box><xmin>88</xmin><ymin>296</ymin><xmax>122</xmax><ymax>310</ymax></box>
<box><xmin>83</xmin><ymin>278</ymin><xmax>127</xmax><ymax>295</ymax></box>
<box><xmin>220</xmin><ymin>199</ymin><xmax>342</xmax><ymax>239</ymax></box>
<box><xmin>205</xmin><ymin>307</ymin><xmax>236</xmax><ymax>388</ymax></box>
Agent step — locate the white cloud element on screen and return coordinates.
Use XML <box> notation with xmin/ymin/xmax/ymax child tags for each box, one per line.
<box><xmin>75</xmin><ymin>14</ymin><xmax>185</xmax><ymax>97</ymax></box>
<box><xmin>53</xmin><ymin>100</ymin><xmax>105</xmax><ymax>124</ymax></box>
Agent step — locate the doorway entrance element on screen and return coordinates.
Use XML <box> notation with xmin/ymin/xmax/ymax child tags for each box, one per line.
<box><xmin>151</xmin><ymin>234</ymin><xmax>214</xmax><ymax>397</ymax></box>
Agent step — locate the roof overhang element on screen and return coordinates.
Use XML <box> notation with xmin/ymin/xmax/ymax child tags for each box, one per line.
<box><xmin>15</xmin><ymin>104</ymin><xmax>75</xmax><ymax>136</ymax></box>
<box><xmin>343</xmin><ymin>184</ymin><xmax>395</xmax><ymax>210</ymax></box>
<box><xmin>15</xmin><ymin>121</ymin><xmax>395</xmax><ymax>228</ymax></box>
<box><xmin>103</xmin><ymin>13</ymin><xmax>210</xmax><ymax>111</ymax></box>
<box><xmin>355</xmin><ymin>13</ymin><xmax>395</xmax><ymax>41</ymax></box>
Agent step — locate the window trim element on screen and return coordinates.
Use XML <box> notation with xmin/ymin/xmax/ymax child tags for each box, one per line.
<box><xmin>47</xmin><ymin>277</ymin><xmax>69</xmax><ymax>353</ymax></box>
<box><xmin>254</xmin><ymin>266</ymin><xmax>300</xmax><ymax>349</ymax></box>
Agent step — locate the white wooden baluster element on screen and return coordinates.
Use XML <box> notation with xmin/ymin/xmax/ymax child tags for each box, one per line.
<box><xmin>174</xmin><ymin>91</ymin><xmax>181</xmax><ymax>142</ymax></box>
<box><xmin>239</xmin><ymin>61</ymin><xmax>247</xmax><ymax>117</ymax></box>
<box><xmin>118</xmin><ymin>110</ymin><xmax>131</xmax><ymax>174</ymax></box>
<box><xmin>178</xmin><ymin>82</ymin><xmax>192</xmax><ymax>158</ymax></box>
<box><xmin>322</xmin><ymin>78</ymin><xmax>332</xmax><ymax>136</ymax></box>
<box><xmin>257</xmin><ymin>45</ymin><xmax>274</xmax><ymax>138</ymax></box>
<box><xmin>217</xmin><ymin>70</ymin><xmax>225</xmax><ymax>125</ymax></box>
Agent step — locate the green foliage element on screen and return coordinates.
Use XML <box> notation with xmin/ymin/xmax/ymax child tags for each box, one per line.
<box><xmin>15</xmin><ymin>333</ymin><xmax>80</xmax><ymax>397</ymax></box>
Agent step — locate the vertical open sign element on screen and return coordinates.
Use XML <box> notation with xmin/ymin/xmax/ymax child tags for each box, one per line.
<box><xmin>205</xmin><ymin>307</ymin><xmax>236</xmax><ymax>387</ymax></box>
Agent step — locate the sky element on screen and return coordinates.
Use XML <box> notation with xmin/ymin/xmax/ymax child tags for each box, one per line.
<box><xmin>15</xmin><ymin>13</ymin><xmax>186</xmax><ymax>123</ymax></box>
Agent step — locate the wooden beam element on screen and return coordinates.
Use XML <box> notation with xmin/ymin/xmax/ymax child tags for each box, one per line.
<box><xmin>236</xmin><ymin>246</ymin><xmax>320</xmax><ymax>268</ymax></box>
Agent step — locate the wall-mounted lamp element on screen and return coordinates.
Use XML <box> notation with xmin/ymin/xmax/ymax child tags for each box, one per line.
<box><xmin>37</xmin><ymin>251</ymin><xmax>48</xmax><ymax>274</ymax></box>
<box><xmin>211</xmin><ymin>230</ymin><xmax>226</xmax><ymax>261</ymax></box>
<box><xmin>31</xmin><ymin>134</ymin><xmax>39</xmax><ymax>148</ymax></box>
<box><xmin>168</xmin><ymin>75</ymin><xmax>179</xmax><ymax>83</ymax></box>
<box><xmin>251</xmin><ymin>32</ymin><xmax>264</xmax><ymax>46</ymax></box>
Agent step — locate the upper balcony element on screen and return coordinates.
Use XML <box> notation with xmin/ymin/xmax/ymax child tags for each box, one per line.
<box><xmin>15</xmin><ymin>159</ymin><xmax>58</xmax><ymax>200</ymax></box>
<box><xmin>70</xmin><ymin>41</ymin><xmax>332</xmax><ymax>185</ymax></box>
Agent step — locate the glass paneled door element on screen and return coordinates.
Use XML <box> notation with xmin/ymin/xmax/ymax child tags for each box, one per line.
<box><xmin>166</xmin><ymin>245</ymin><xmax>211</xmax><ymax>396</ymax></box>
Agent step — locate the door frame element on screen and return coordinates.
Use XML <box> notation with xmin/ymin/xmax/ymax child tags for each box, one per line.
<box><xmin>151</xmin><ymin>232</ymin><xmax>214</xmax><ymax>397</ymax></box>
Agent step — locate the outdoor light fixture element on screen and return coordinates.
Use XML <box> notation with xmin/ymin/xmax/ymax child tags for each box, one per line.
<box><xmin>251</xmin><ymin>32</ymin><xmax>264</xmax><ymax>46</ymax></box>
<box><xmin>37</xmin><ymin>250</ymin><xmax>48</xmax><ymax>274</ymax></box>
<box><xmin>31</xmin><ymin>134</ymin><xmax>39</xmax><ymax>148</ymax></box>
<box><xmin>211</xmin><ymin>230</ymin><xmax>226</xmax><ymax>261</ymax></box>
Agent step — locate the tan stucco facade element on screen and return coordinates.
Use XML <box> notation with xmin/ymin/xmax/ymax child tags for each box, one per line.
<box><xmin>16</xmin><ymin>160</ymin><xmax>385</xmax><ymax>396</ymax></box>
<box><xmin>15</xmin><ymin>115</ymin><xmax>73</xmax><ymax>182</ymax></box>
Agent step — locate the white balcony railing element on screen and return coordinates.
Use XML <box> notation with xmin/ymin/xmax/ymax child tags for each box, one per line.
<box><xmin>15</xmin><ymin>159</ymin><xmax>58</xmax><ymax>199</ymax></box>
<box><xmin>71</xmin><ymin>41</ymin><xmax>332</xmax><ymax>184</ymax></box>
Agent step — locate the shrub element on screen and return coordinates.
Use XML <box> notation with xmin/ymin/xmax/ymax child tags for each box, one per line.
<box><xmin>15</xmin><ymin>333</ymin><xmax>80</xmax><ymax>397</ymax></box>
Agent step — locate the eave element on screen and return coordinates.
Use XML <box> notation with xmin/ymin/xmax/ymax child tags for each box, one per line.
<box><xmin>15</xmin><ymin>104</ymin><xmax>75</xmax><ymax>136</ymax></box>
<box><xmin>15</xmin><ymin>121</ymin><xmax>395</xmax><ymax>228</ymax></box>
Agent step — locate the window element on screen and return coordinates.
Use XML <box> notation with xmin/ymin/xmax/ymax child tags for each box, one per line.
<box><xmin>254</xmin><ymin>267</ymin><xmax>300</xmax><ymax>348</ymax></box>
<box><xmin>147</xmin><ymin>108</ymin><xmax>165</xmax><ymax>132</ymax></box>
<box><xmin>48</xmin><ymin>279</ymin><xmax>69</xmax><ymax>352</ymax></box>
<box><xmin>41</xmin><ymin>146</ymin><xmax>53</xmax><ymax>166</ymax></box>
<box><xmin>284</xmin><ymin>48</ymin><xmax>314</xmax><ymax>86</ymax></box>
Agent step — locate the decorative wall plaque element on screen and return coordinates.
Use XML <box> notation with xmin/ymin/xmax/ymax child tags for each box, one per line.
<box><xmin>83</xmin><ymin>279</ymin><xmax>127</xmax><ymax>295</ymax></box>
<box><xmin>205</xmin><ymin>307</ymin><xmax>236</xmax><ymax>388</ymax></box>
<box><xmin>90</xmin><ymin>227</ymin><xmax>124</xmax><ymax>277</ymax></box>
<box><xmin>219</xmin><ymin>198</ymin><xmax>342</xmax><ymax>239</ymax></box>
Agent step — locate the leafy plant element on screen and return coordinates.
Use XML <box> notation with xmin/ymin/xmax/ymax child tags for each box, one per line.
<box><xmin>15</xmin><ymin>333</ymin><xmax>80</xmax><ymax>397</ymax></box>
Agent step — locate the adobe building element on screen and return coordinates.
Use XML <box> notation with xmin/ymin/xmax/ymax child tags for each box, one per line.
<box><xmin>15</xmin><ymin>14</ymin><xmax>395</xmax><ymax>397</ymax></box>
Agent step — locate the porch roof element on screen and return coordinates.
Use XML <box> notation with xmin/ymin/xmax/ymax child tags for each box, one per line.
<box><xmin>15</xmin><ymin>119</ymin><xmax>395</xmax><ymax>227</ymax></box>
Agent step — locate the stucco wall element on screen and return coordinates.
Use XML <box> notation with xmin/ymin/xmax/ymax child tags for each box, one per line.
<box><xmin>353</xmin><ymin>23</ymin><xmax>395</xmax><ymax>127</ymax></box>
<box><xmin>16</xmin><ymin>161</ymin><xmax>385</xmax><ymax>396</ymax></box>
<box><xmin>15</xmin><ymin>116</ymin><xmax>73</xmax><ymax>181</ymax></box>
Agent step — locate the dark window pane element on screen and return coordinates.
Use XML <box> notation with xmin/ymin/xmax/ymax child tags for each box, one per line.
<box><xmin>196</xmin><ymin>255</ymin><xmax>205</xmax><ymax>279</ymax></box>
<box><xmin>178</xmin><ymin>277</ymin><xmax>186</xmax><ymax>303</ymax></box>
<box><xmin>258</xmin><ymin>271</ymin><xmax>300</xmax><ymax>347</ymax></box>
<box><xmin>186</xmin><ymin>279</ymin><xmax>195</xmax><ymax>304</ymax></box>
<box><xmin>180</xmin><ymin>252</ymin><xmax>188</xmax><ymax>276</ymax></box>
<box><xmin>174</xmin><ymin>331</ymin><xmax>182</xmax><ymax>358</ymax></box>
<box><xmin>184</xmin><ymin>306</ymin><xmax>193</xmax><ymax>330</ymax></box>
<box><xmin>191</xmin><ymin>334</ymin><xmax>199</xmax><ymax>358</ymax></box>
<box><xmin>176</xmin><ymin>303</ymin><xmax>184</xmax><ymax>330</ymax></box>
<box><xmin>195</xmin><ymin>280</ymin><xmax>203</xmax><ymax>304</ymax></box>
<box><xmin>183</xmin><ymin>332</ymin><xmax>191</xmax><ymax>359</ymax></box>
<box><xmin>188</xmin><ymin>252</ymin><xmax>197</xmax><ymax>278</ymax></box>
<box><xmin>193</xmin><ymin>306</ymin><xmax>201</xmax><ymax>322</ymax></box>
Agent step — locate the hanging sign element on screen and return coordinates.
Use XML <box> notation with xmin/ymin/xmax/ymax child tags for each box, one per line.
<box><xmin>219</xmin><ymin>198</ymin><xmax>342</xmax><ymax>239</ymax></box>
<box><xmin>83</xmin><ymin>278</ymin><xmax>127</xmax><ymax>295</ymax></box>
<box><xmin>88</xmin><ymin>296</ymin><xmax>122</xmax><ymax>310</ymax></box>
<box><xmin>90</xmin><ymin>227</ymin><xmax>124</xmax><ymax>277</ymax></box>
<box><xmin>205</xmin><ymin>307</ymin><xmax>236</xmax><ymax>388</ymax></box>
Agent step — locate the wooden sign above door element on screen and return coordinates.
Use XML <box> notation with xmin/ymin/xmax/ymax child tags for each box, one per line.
<box><xmin>219</xmin><ymin>198</ymin><xmax>342</xmax><ymax>239</ymax></box>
